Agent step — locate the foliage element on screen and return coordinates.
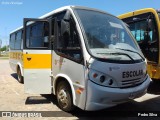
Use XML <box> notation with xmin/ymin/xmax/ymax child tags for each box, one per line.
<box><xmin>0</xmin><ymin>45</ymin><xmax>9</xmax><ymax>51</ymax></box>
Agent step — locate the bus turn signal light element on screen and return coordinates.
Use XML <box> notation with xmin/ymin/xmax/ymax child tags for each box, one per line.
<box><xmin>76</xmin><ymin>88</ymin><xmax>84</xmax><ymax>94</ymax></box>
<box><xmin>93</xmin><ymin>73</ymin><xmax>98</xmax><ymax>78</ymax></box>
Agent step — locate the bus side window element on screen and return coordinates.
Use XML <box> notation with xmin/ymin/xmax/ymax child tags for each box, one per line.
<box><xmin>10</xmin><ymin>33</ymin><xmax>15</xmax><ymax>50</ymax></box>
<box><xmin>30</xmin><ymin>23</ymin><xmax>43</xmax><ymax>47</ymax></box>
<box><xmin>26</xmin><ymin>27</ymin><xmax>31</xmax><ymax>48</ymax></box>
<box><xmin>15</xmin><ymin>31</ymin><xmax>22</xmax><ymax>50</ymax></box>
<box><xmin>21</xmin><ymin>30</ymin><xmax>23</xmax><ymax>49</ymax></box>
<box><xmin>26</xmin><ymin>22</ymin><xmax>49</xmax><ymax>48</ymax></box>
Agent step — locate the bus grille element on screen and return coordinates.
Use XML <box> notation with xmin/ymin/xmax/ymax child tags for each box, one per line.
<box><xmin>120</xmin><ymin>77</ymin><xmax>146</xmax><ymax>88</ymax></box>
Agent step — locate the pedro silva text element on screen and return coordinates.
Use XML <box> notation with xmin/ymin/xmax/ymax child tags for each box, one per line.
<box><xmin>138</xmin><ymin>113</ymin><xmax>158</xmax><ymax>117</ymax></box>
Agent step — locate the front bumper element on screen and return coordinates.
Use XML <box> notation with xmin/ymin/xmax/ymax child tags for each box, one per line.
<box><xmin>85</xmin><ymin>75</ymin><xmax>151</xmax><ymax>111</ymax></box>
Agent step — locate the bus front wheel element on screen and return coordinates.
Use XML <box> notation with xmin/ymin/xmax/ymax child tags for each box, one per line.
<box><xmin>56</xmin><ymin>81</ymin><xmax>75</xmax><ymax>112</ymax></box>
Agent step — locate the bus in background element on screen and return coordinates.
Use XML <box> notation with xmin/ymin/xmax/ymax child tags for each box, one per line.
<box><xmin>118</xmin><ymin>8</ymin><xmax>160</xmax><ymax>81</ymax></box>
<box><xmin>9</xmin><ymin>6</ymin><xmax>150</xmax><ymax>111</ymax></box>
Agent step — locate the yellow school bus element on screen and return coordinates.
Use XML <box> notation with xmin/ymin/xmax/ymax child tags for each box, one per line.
<box><xmin>118</xmin><ymin>8</ymin><xmax>160</xmax><ymax>80</ymax></box>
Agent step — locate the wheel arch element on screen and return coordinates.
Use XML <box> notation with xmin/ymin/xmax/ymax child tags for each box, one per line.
<box><xmin>53</xmin><ymin>74</ymin><xmax>76</xmax><ymax>105</ymax></box>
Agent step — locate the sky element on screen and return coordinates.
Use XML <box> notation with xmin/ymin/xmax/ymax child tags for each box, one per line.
<box><xmin>0</xmin><ymin>0</ymin><xmax>159</xmax><ymax>47</ymax></box>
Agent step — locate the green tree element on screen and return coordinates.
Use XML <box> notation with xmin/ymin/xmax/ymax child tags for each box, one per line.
<box><xmin>0</xmin><ymin>45</ymin><xmax>9</xmax><ymax>51</ymax></box>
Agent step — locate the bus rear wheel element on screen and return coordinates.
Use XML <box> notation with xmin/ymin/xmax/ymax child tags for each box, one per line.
<box><xmin>56</xmin><ymin>81</ymin><xmax>75</xmax><ymax>112</ymax></box>
<box><xmin>17</xmin><ymin>67</ymin><xmax>23</xmax><ymax>83</ymax></box>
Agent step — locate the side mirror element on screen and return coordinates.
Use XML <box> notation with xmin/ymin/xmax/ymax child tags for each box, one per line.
<box><xmin>147</xmin><ymin>18</ymin><xmax>153</xmax><ymax>31</ymax></box>
<box><xmin>61</xmin><ymin>10</ymin><xmax>71</xmax><ymax>35</ymax></box>
<box><xmin>63</xmin><ymin>10</ymin><xmax>71</xmax><ymax>22</ymax></box>
<box><xmin>61</xmin><ymin>20</ymin><xmax>70</xmax><ymax>48</ymax></box>
<box><xmin>60</xmin><ymin>11</ymin><xmax>71</xmax><ymax>48</ymax></box>
<box><xmin>61</xmin><ymin>20</ymin><xmax>70</xmax><ymax>35</ymax></box>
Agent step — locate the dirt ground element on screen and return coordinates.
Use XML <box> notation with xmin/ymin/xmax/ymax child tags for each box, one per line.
<box><xmin>0</xmin><ymin>59</ymin><xmax>160</xmax><ymax>120</ymax></box>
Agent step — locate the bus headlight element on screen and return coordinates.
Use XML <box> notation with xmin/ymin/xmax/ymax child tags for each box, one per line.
<box><xmin>89</xmin><ymin>69</ymin><xmax>118</xmax><ymax>87</ymax></box>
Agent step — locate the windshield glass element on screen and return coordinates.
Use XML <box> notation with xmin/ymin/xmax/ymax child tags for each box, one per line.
<box><xmin>75</xmin><ymin>9</ymin><xmax>143</xmax><ymax>62</ymax></box>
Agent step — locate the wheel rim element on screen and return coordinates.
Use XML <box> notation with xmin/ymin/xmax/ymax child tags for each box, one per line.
<box><xmin>57</xmin><ymin>89</ymin><xmax>68</xmax><ymax>108</ymax></box>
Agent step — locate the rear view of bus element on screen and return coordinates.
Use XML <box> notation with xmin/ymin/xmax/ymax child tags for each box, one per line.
<box><xmin>118</xmin><ymin>8</ymin><xmax>160</xmax><ymax>81</ymax></box>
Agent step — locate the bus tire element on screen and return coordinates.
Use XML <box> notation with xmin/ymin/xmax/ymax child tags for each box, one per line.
<box><xmin>17</xmin><ymin>67</ymin><xmax>23</xmax><ymax>84</ymax></box>
<box><xmin>56</xmin><ymin>81</ymin><xmax>75</xmax><ymax>112</ymax></box>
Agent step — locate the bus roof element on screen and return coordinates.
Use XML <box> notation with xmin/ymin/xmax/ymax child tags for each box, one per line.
<box><xmin>10</xmin><ymin>5</ymin><xmax>111</xmax><ymax>34</ymax></box>
<box><xmin>118</xmin><ymin>8</ymin><xmax>156</xmax><ymax>19</ymax></box>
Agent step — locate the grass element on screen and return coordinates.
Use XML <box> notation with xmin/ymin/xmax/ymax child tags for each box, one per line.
<box><xmin>0</xmin><ymin>57</ymin><xmax>9</xmax><ymax>60</ymax></box>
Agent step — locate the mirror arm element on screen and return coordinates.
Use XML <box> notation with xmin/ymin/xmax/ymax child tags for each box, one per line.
<box><xmin>63</xmin><ymin>19</ymin><xmax>70</xmax><ymax>22</ymax></box>
<box><xmin>50</xmin><ymin>35</ymin><xmax>55</xmax><ymax>43</ymax></box>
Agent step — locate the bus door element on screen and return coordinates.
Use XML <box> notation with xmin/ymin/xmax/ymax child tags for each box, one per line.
<box><xmin>23</xmin><ymin>18</ymin><xmax>52</xmax><ymax>94</ymax></box>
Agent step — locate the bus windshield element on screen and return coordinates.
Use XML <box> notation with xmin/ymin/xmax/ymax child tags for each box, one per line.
<box><xmin>75</xmin><ymin>9</ymin><xmax>143</xmax><ymax>62</ymax></box>
<box><xmin>120</xmin><ymin>12</ymin><xmax>159</xmax><ymax>63</ymax></box>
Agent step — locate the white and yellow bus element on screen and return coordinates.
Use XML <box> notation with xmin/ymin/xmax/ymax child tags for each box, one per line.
<box><xmin>9</xmin><ymin>6</ymin><xmax>150</xmax><ymax>111</ymax></box>
<box><xmin>118</xmin><ymin>8</ymin><xmax>160</xmax><ymax>81</ymax></box>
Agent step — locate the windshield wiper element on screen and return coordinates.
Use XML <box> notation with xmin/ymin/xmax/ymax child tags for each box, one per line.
<box><xmin>115</xmin><ymin>48</ymin><xmax>145</xmax><ymax>60</ymax></box>
<box><xmin>97</xmin><ymin>52</ymin><xmax>135</xmax><ymax>61</ymax></box>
